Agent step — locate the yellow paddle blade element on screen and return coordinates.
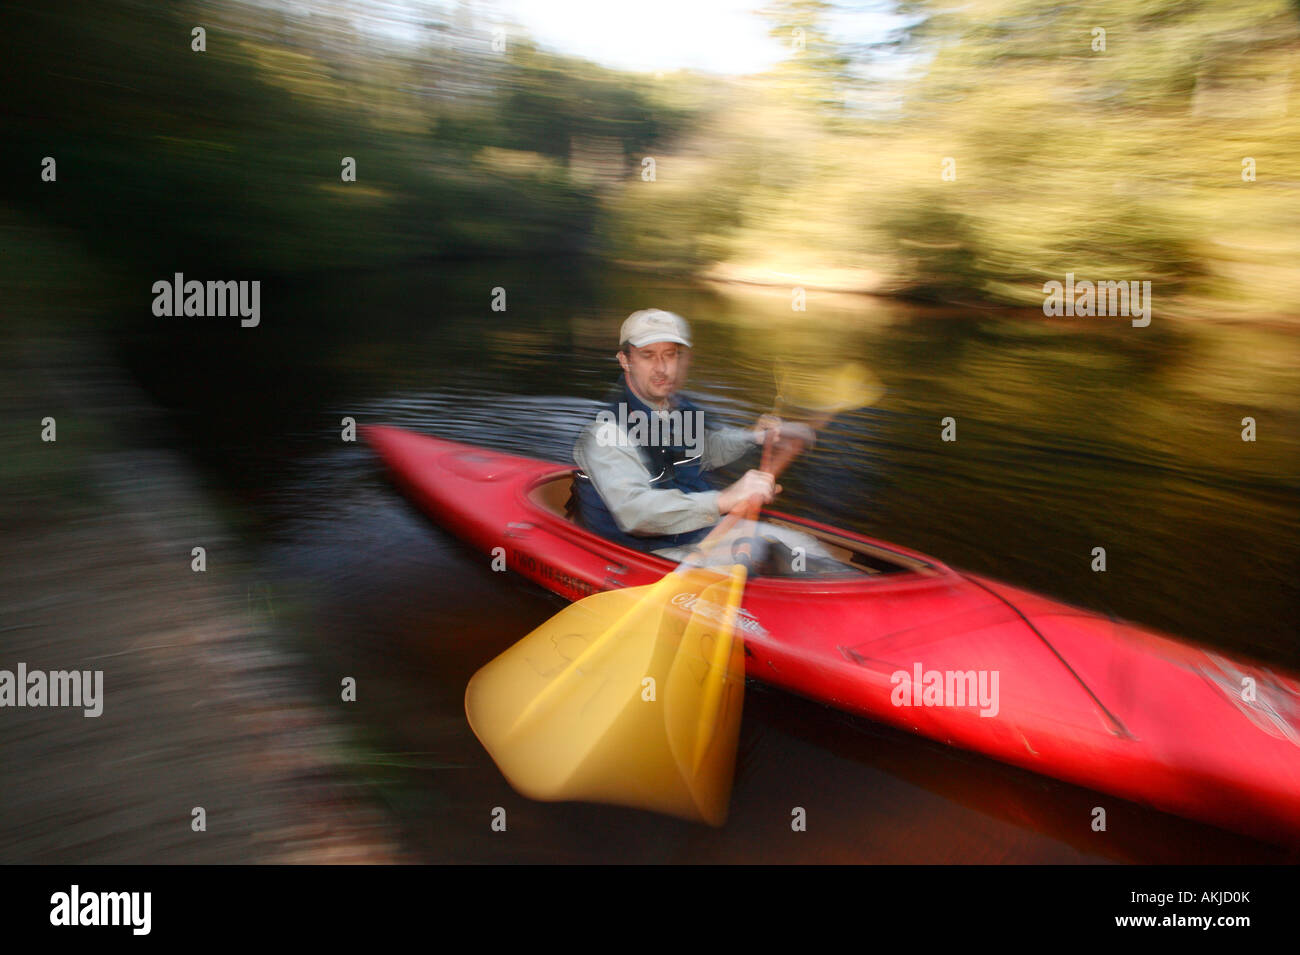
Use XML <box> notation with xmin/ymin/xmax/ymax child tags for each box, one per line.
<box><xmin>464</xmin><ymin>562</ymin><xmax>748</xmax><ymax>826</ymax></box>
<box><xmin>774</xmin><ymin>360</ymin><xmax>884</xmax><ymax>417</ymax></box>
<box><xmin>665</xmin><ymin>563</ymin><xmax>747</xmax><ymax>780</ymax></box>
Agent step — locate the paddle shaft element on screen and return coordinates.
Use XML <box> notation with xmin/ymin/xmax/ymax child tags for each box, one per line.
<box><xmin>696</xmin><ymin>389</ymin><xmax>843</xmax><ymax>554</ymax></box>
<box><xmin>679</xmin><ymin>391</ymin><xmax>848</xmax><ymax>563</ymax></box>
<box><xmin>740</xmin><ymin>429</ymin><xmax>778</xmax><ymax>520</ymax></box>
<box><xmin>691</xmin><ymin>425</ymin><xmax>810</xmax><ymax>563</ymax></box>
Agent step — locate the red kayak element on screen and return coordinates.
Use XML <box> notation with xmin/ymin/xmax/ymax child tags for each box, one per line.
<box><xmin>364</xmin><ymin>424</ymin><xmax>1300</xmax><ymax>845</ymax></box>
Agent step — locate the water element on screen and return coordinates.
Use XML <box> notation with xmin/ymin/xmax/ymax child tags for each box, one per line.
<box><xmin>120</xmin><ymin>261</ymin><xmax>1300</xmax><ymax>861</ymax></box>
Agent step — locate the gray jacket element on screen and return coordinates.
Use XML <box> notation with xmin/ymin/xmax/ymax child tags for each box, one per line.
<box><xmin>573</xmin><ymin>409</ymin><xmax>757</xmax><ymax>537</ymax></box>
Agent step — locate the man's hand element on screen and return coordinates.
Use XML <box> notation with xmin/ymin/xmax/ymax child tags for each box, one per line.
<box><xmin>753</xmin><ymin>414</ymin><xmax>782</xmax><ymax>445</ymax></box>
<box><xmin>753</xmin><ymin>415</ymin><xmax>817</xmax><ymax>449</ymax></box>
<box><xmin>718</xmin><ymin>469</ymin><xmax>781</xmax><ymax>514</ymax></box>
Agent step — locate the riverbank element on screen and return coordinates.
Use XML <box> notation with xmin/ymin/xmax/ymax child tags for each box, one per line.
<box><xmin>601</xmin><ymin>255</ymin><xmax>1300</xmax><ymax>327</ymax></box>
<box><xmin>0</xmin><ymin>333</ymin><xmax>406</xmax><ymax>863</ymax></box>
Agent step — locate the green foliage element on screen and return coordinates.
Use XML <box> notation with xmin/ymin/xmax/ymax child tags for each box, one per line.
<box><xmin>495</xmin><ymin>43</ymin><xmax>694</xmax><ymax>165</ymax></box>
<box><xmin>601</xmin><ymin>0</ymin><xmax>1300</xmax><ymax>313</ymax></box>
<box><xmin>0</xmin><ymin>1</ymin><xmax>616</xmax><ymax>279</ymax></box>
<box><xmin>2</xmin><ymin>0</ymin><xmax>1297</xmax><ymax>317</ymax></box>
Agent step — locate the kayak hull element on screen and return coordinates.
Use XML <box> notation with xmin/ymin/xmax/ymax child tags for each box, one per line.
<box><xmin>364</xmin><ymin>424</ymin><xmax>1300</xmax><ymax>845</ymax></box>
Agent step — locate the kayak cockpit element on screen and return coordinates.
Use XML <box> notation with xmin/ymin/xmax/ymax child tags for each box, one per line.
<box><xmin>759</xmin><ymin>516</ymin><xmax>936</xmax><ymax>577</ymax></box>
<box><xmin>525</xmin><ymin>473</ymin><xmax>934</xmax><ymax>579</ymax></box>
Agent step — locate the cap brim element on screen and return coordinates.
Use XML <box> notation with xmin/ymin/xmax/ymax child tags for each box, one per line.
<box><xmin>623</xmin><ymin>334</ymin><xmax>692</xmax><ymax>348</ymax></box>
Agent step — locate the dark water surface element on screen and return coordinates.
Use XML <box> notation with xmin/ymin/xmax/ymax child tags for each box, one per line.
<box><xmin>122</xmin><ymin>261</ymin><xmax>1300</xmax><ymax>862</ymax></box>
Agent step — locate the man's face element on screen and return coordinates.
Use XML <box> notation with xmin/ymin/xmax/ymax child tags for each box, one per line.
<box><xmin>618</xmin><ymin>341</ymin><xmax>689</xmax><ymax>404</ymax></box>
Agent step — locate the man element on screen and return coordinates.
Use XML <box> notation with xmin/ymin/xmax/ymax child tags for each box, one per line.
<box><xmin>572</xmin><ymin>308</ymin><xmax>830</xmax><ymax>570</ymax></box>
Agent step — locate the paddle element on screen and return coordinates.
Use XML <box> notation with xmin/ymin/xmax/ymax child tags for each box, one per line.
<box><xmin>462</xmin><ymin>440</ymin><xmax>783</xmax><ymax>825</ymax></box>
<box><xmin>464</xmin><ymin>362</ymin><xmax>881</xmax><ymax>825</ymax></box>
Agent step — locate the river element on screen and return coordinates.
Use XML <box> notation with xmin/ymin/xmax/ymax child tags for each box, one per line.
<box><xmin>117</xmin><ymin>260</ymin><xmax>1300</xmax><ymax>862</ymax></box>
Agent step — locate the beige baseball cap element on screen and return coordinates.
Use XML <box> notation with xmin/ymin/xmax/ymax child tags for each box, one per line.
<box><xmin>619</xmin><ymin>309</ymin><xmax>692</xmax><ymax>348</ymax></box>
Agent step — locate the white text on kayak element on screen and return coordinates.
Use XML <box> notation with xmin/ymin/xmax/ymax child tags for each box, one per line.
<box><xmin>50</xmin><ymin>886</ymin><xmax>151</xmax><ymax>936</ymax></box>
<box><xmin>891</xmin><ymin>663</ymin><xmax>1000</xmax><ymax>717</ymax></box>
<box><xmin>0</xmin><ymin>664</ymin><xmax>103</xmax><ymax>717</ymax></box>
<box><xmin>152</xmin><ymin>273</ymin><xmax>260</xmax><ymax>327</ymax></box>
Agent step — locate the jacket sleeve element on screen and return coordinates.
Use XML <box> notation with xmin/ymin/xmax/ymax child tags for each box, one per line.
<box><xmin>701</xmin><ymin>426</ymin><xmax>758</xmax><ymax>470</ymax></box>
<box><xmin>574</xmin><ymin>425</ymin><xmax>723</xmax><ymax>536</ymax></box>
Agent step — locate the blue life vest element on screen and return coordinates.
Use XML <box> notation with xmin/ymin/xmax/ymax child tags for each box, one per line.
<box><xmin>574</xmin><ymin>378</ymin><xmax>715</xmax><ymax>552</ymax></box>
